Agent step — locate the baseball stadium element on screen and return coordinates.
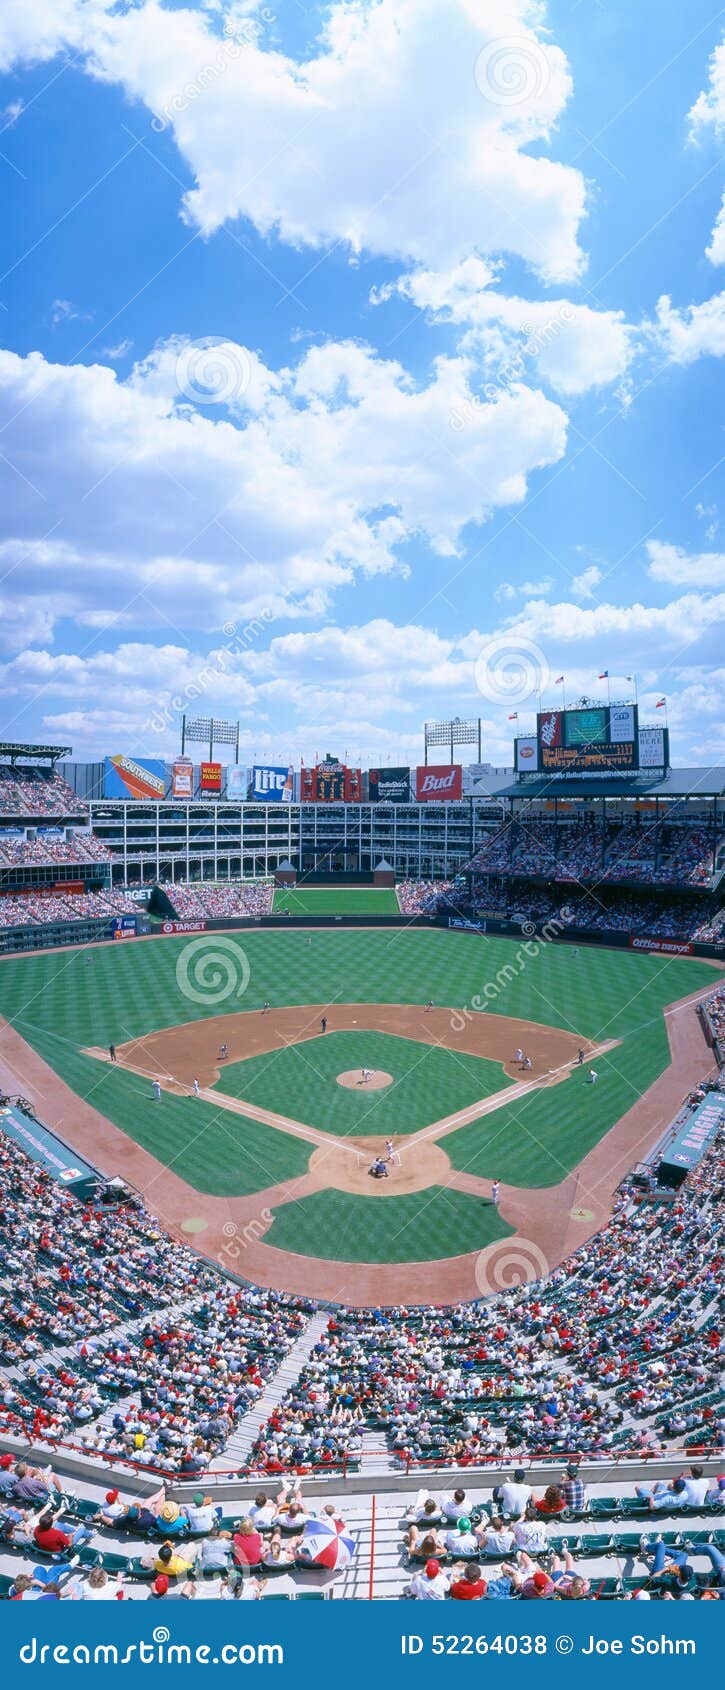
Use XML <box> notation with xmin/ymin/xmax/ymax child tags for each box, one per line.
<box><xmin>0</xmin><ymin>718</ymin><xmax>723</xmax><ymax>1601</ymax></box>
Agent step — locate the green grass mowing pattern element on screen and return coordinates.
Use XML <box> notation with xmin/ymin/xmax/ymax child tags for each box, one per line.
<box><xmin>215</xmin><ymin>1029</ymin><xmax>512</xmax><ymax>1136</ymax></box>
<box><xmin>271</xmin><ymin>886</ymin><xmax>399</xmax><ymax>914</ymax></box>
<box><xmin>0</xmin><ymin>931</ymin><xmax>718</xmax><ymax>1201</ymax></box>
<box><xmin>264</xmin><ymin>1185</ymin><xmax>513</xmax><ymax>1263</ymax></box>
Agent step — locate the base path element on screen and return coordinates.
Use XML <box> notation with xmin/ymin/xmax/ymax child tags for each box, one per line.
<box><xmin>0</xmin><ymin>981</ymin><xmax>720</xmax><ymax>1306</ymax></box>
<box><xmin>109</xmin><ymin>1003</ymin><xmax>588</xmax><ymax>1092</ymax></box>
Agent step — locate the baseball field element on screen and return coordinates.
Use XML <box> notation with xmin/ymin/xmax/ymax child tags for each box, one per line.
<box><xmin>0</xmin><ymin>927</ymin><xmax>719</xmax><ymax>1303</ymax></box>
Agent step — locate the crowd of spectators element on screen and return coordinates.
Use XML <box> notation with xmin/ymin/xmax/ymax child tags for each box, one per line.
<box><xmin>702</xmin><ymin>982</ymin><xmax>725</xmax><ymax>1065</ymax></box>
<box><xmin>465</xmin><ymin>882</ymin><xmax>725</xmax><ymax>945</ymax></box>
<box><xmin>467</xmin><ymin>818</ymin><xmax>722</xmax><ymax>891</ymax></box>
<box><xmin>0</xmin><ymin>1464</ymin><xmax>354</xmax><ymax>1599</ymax></box>
<box><xmin>0</xmin><ymin>769</ymin><xmax>86</xmax><ymax>819</ymax></box>
<box><xmin>249</xmin><ymin>1127</ymin><xmax>724</xmax><ymax>1475</ymax></box>
<box><xmin>0</xmin><ymin>889</ymin><xmax>138</xmax><ymax>931</ymax></box>
<box><xmin>396</xmin><ymin>880</ymin><xmax>455</xmax><ymax>914</ymax></box>
<box><xmin>161</xmin><ymin>881</ymin><xmax>274</xmax><ymax>919</ymax></box>
<box><xmin>0</xmin><ymin>1131</ymin><xmax>312</xmax><ymax>1471</ymax></box>
<box><xmin>0</xmin><ymin>832</ymin><xmax>111</xmax><ymax>867</ymax></box>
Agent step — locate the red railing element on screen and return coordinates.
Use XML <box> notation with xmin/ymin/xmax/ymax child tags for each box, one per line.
<box><xmin>368</xmin><ymin>1494</ymin><xmax>377</xmax><ymax>1601</ymax></box>
<box><xmin>3</xmin><ymin>1432</ymin><xmax>721</xmax><ymax>1486</ymax></box>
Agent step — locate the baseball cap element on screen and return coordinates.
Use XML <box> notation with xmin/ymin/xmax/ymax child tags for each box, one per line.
<box><xmin>193</xmin><ymin>1491</ymin><xmax>205</xmax><ymax>1507</ymax></box>
<box><xmin>533</xmin><ymin>1572</ymin><xmax>549</xmax><ymax>1591</ymax></box>
<box><xmin>0</xmin><ymin>1454</ymin><xmax>14</xmax><ymax>1469</ymax></box>
<box><xmin>457</xmin><ymin>1517</ymin><xmax>471</xmax><ymax>1532</ymax></box>
<box><xmin>425</xmin><ymin>1559</ymin><xmax>440</xmax><ymax>1578</ymax></box>
<box><xmin>105</xmin><ymin>1489</ymin><xmax>119</xmax><ymax>1503</ymax></box>
<box><xmin>152</xmin><ymin>1576</ymin><xmax>169</xmax><ymax>1596</ymax></box>
<box><xmin>566</xmin><ymin>1464</ymin><xmax>579</xmax><ymax>1478</ymax></box>
<box><xmin>513</xmin><ymin>1468</ymin><xmax>526</xmax><ymax>1482</ymax></box>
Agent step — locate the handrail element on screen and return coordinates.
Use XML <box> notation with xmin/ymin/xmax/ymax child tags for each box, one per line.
<box><xmin>368</xmin><ymin>1494</ymin><xmax>376</xmax><ymax>1601</ymax></box>
<box><xmin>3</xmin><ymin>1432</ymin><xmax>721</xmax><ymax>1484</ymax></box>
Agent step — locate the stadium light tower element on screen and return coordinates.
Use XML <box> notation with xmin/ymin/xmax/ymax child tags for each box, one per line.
<box><xmin>424</xmin><ymin>717</ymin><xmax>482</xmax><ymax>764</ymax></box>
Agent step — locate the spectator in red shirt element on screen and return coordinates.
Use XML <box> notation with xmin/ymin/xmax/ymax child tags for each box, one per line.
<box><xmin>232</xmin><ymin>1518</ymin><xmax>263</xmax><ymax>1567</ymax></box>
<box><xmin>534</xmin><ymin>1484</ymin><xmax>566</xmax><ymax>1516</ymax></box>
<box><xmin>33</xmin><ymin>1509</ymin><xmax>93</xmax><ymax>1551</ymax></box>
<box><xmin>33</xmin><ymin>1514</ymin><xmax>73</xmax><ymax>1553</ymax></box>
<box><xmin>450</xmin><ymin>1563</ymin><xmax>487</xmax><ymax>1601</ymax></box>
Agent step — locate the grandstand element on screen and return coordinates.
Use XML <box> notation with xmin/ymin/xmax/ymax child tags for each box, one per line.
<box><xmin>0</xmin><ymin>726</ymin><xmax>723</xmax><ymax>1603</ymax></box>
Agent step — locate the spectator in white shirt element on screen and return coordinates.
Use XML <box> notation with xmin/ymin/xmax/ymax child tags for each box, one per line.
<box><xmin>497</xmin><ymin>1469</ymin><xmax>532</xmax><ymax>1519</ymax></box>
<box><xmin>408</xmin><ymin>1559</ymin><xmax>450</xmax><ymax>1600</ymax></box>
<box><xmin>445</xmin><ymin>1518</ymin><xmax>479</xmax><ymax>1556</ymax></box>
<box><xmin>680</xmin><ymin>1466</ymin><xmax>709</xmax><ymax>1506</ymax></box>
<box><xmin>477</xmin><ymin>1517</ymin><xmax>516</xmax><ymax>1558</ymax></box>
<box><xmin>440</xmin><ymin>1487</ymin><xmax>470</xmax><ymax>1523</ymax></box>
<box><xmin>513</xmin><ymin>1514</ymin><xmax>549</xmax><ymax>1555</ymax></box>
<box><xmin>248</xmin><ymin>1493</ymin><xmax>277</xmax><ymax>1529</ymax></box>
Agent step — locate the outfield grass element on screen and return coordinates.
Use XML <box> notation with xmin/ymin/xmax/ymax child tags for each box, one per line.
<box><xmin>264</xmin><ymin>1185</ymin><xmax>513</xmax><ymax>1263</ymax></box>
<box><xmin>215</xmin><ymin>1030</ymin><xmax>512</xmax><ymax>1136</ymax></box>
<box><xmin>271</xmin><ymin>886</ymin><xmax>399</xmax><ymax>915</ymax></box>
<box><xmin>0</xmin><ymin>931</ymin><xmax>717</xmax><ymax>1207</ymax></box>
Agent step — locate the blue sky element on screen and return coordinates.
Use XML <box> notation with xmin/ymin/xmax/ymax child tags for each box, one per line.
<box><xmin>0</xmin><ymin>0</ymin><xmax>723</xmax><ymax>770</ymax></box>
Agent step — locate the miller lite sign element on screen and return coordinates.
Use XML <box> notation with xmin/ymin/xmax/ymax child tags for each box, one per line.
<box><xmin>415</xmin><ymin>764</ymin><xmax>462</xmax><ymax>802</ymax></box>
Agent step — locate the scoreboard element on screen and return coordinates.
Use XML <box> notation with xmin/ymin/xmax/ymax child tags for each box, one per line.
<box><xmin>300</xmin><ymin>760</ymin><xmax>362</xmax><ymax>802</ymax></box>
<box><xmin>537</xmin><ymin>704</ymin><xmax>639</xmax><ymax>773</ymax></box>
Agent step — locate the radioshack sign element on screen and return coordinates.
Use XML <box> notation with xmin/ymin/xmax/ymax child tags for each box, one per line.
<box><xmin>415</xmin><ymin>764</ymin><xmax>462</xmax><ymax>802</ymax></box>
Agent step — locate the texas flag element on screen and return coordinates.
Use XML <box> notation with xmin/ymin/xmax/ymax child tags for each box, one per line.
<box><xmin>655</xmin><ymin>697</ymin><xmax>666</xmax><ymax>709</ymax></box>
<box><xmin>599</xmin><ymin>670</ymin><xmax>609</xmax><ymax>679</ymax></box>
<box><xmin>555</xmin><ymin>675</ymin><xmax>565</xmax><ymax>685</ymax></box>
<box><xmin>508</xmin><ymin>711</ymin><xmax>518</xmax><ymax>720</ymax></box>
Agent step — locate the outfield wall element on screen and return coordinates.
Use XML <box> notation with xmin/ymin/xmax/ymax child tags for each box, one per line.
<box><xmin>444</xmin><ymin>913</ymin><xmax>724</xmax><ymax>961</ymax></box>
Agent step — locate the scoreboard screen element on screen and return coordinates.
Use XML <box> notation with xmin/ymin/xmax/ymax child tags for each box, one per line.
<box><xmin>316</xmin><ymin>765</ymin><xmax>346</xmax><ymax>801</ymax></box>
<box><xmin>537</xmin><ymin>704</ymin><xmax>638</xmax><ymax>773</ymax></box>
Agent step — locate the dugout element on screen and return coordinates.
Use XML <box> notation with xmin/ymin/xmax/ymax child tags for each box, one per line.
<box><xmin>656</xmin><ymin>1091</ymin><xmax>725</xmax><ymax>1188</ymax></box>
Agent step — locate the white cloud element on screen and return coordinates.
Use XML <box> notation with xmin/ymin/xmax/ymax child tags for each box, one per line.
<box><xmin>688</xmin><ymin>34</ymin><xmax>725</xmax><ymax>264</ymax></box>
<box><xmin>503</xmin><ymin>589</ymin><xmax>725</xmax><ymax>658</ymax></box>
<box><xmin>654</xmin><ymin>291</ymin><xmax>725</xmax><ymax>363</ymax></box>
<box><xmin>0</xmin><ymin>336</ymin><xmax>568</xmax><ymax>651</ymax></box>
<box><xmin>689</xmin><ymin>35</ymin><xmax>725</xmax><ymax>137</ymax></box>
<box><xmin>377</xmin><ymin>257</ymin><xmax>634</xmax><ymax>395</ymax></box>
<box><xmin>706</xmin><ymin>194</ymin><xmax>725</xmax><ymax>265</ymax></box>
<box><xmin>570</xmin><ymin>564</ymin><xmax>602</xmax><ymax>598</ymax></box>
<box><xmin>0</xmin><ymin>0</ymin><xmax>586</xmax><ymax>282</ymax></box>
<box><xmin>646</xmin><ymin>540</ymin><xmax>725</xmax><ymax>589</ymax></box>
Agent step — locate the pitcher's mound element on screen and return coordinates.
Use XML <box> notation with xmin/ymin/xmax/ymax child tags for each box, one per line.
<box><xmin>337</xmin><ymin>1068</ymin><xmax>393</xmax><ymax>1090</ymax></box>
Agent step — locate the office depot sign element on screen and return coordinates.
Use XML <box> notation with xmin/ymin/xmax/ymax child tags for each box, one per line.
<box><xmin>415</xmin><ymin>764</ymin><xmax>462</xmax><ymax>802</ymax></box>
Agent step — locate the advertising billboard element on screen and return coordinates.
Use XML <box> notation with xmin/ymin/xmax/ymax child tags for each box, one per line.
<box><xmin>200</xmin><ymin>761</ymin><xmax>223</xmax><ymax>793</ymax></box>
<box><xmin>537</xmin><ymin>706</ymin><xmax>639</xmax><ymax>773</ymax></box>
<box><xmin>514</xmin><ymin>735</ymin><xmax>539</xmax><ymax>774</ymax></box>
<box><xmin>226</xmin><ymin>764</ymin><xmax>247</xmax><ymax>800</ymax></box>
<box><xmin>105</xmin><ymin>755</ymin><xmax>166</xmax><ymax>800</ymax></box>
<box><xmin>638</xmin><ymin>726</ymin><xmax>667</xmax><ymax>769</ymax></box>
<box><xmin>415</xmin><ymin>764</ymin><xmax>463</xmax><ymax>802</ymax></box>
<box><xmin>299</xmin><ymin>760</ymin><xmax>359</xmax><ymax>802</ymax></box>
<box><xmin>368</xmin><ymin>766</ymin><xmax>411</xmax><ymax>803</ymax></box>
<box><xmin>172</xmin><ymin>756</ymin><xmax>194</xmax><ymax>799</ymax></box>
<box><xmin>251</xmin><ymin>765</ymin><xmax>293</xmax><ymax>802</ymax></box>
